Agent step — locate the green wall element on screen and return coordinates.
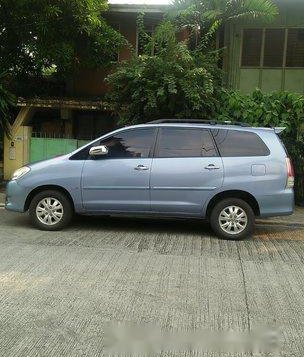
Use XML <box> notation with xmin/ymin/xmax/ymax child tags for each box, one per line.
<box><xmin>226</xmin><ymin>0</ymin><xmax>304</xmax><ymax>93</ymax></box>
<box><xmin>30</xmin><ymin>138</ymin><xmax>90</xmax><ymax>163</ymax></box>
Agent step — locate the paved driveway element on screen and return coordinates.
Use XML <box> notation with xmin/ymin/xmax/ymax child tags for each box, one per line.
<box><xmin>0</xmin><ymin>208</ymin><xmax>304</xmax><ymax>356</ymax></box>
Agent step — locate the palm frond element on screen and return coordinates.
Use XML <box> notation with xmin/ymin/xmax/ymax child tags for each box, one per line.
<box><xmin>170</xmin><ymin>0</ymin><xmax>279</xmax><ymax>26</ymax></box>
<box><xmin>224</xmin><ymin>0</ymin><xmax>279</xmax><ymax>22</ymax></box>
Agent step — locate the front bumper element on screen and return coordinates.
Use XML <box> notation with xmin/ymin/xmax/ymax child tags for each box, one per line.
<box><xmin>5</xmin><ymin>180</ymin><xmax>29</xmax><ymax>213</ymax></box>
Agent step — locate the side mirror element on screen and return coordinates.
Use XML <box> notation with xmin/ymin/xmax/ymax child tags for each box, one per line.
<box><xmin>89</xmin><ymin>145</ymin><xmax>109</xmax><ymax>157</ymax></box>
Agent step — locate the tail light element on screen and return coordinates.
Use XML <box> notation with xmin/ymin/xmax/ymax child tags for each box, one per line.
<box><xmin>286</xmin><ymin>158</ymin><xmax>295</xmax><ymax>189</ymax></box>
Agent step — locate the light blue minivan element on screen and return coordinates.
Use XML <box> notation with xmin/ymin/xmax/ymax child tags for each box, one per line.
<box><xmin>5</xmin><ymin>120</ymin><xmax>294</xmax><ymax>240</ymax></box>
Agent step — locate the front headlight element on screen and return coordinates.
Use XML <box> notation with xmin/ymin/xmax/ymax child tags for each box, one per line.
<box><xmin>11</xmin><ymin>166</ymin><xmax>31</xmax><ymax>180</ymax></box>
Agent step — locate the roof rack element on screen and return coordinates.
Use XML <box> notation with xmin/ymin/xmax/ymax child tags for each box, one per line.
<box><xmin>146</xmin><ymin>119</ymin><xmax>250</xmax><ymax>127</ymax></box>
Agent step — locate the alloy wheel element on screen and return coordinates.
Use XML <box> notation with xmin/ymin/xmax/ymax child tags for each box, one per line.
<box><xmin>218</xmin><ymin>205</ymin><xmax>248</xmax><ymax>235</ymax></box>
<box><xmin>36</xmin><ymin>197</ymin><xmax>64</xmax><ymax>226</ymax></box>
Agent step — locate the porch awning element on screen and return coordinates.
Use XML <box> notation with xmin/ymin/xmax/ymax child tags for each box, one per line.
<box><xmin>17</xmin><ymin>98</ymin><xmax>106</xmax><ymax>111</ymax></box>
<box><xmin>9</xmin><ymin>98</ymin><xmax>108</xmax><ymax>138</ymax></box>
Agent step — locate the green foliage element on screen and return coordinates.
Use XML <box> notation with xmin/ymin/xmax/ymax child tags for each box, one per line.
<box><xmin>0</xmin><ymin>0</ymin><xmax>125</xmax><ymax>95</ymax></box>
<box><xmin>217</xmin><ymin>89</ymin><xmax>304</xmax><ymax>204</ymax></box>
<box><xmin>217</xmin><ymin>90</ymin><xmax>304</xmax><ymax>135</ymax></box>
<box><xmin>106</xmin><ymin>20</ymin><xmax>222</xmax><ymax>125</ymax></box>
<box><xmin>0</xmin><ymin>72</ymin><xmax>15</xmax><ymax>138</ymax></box>
<box><xmin>170</xmin><ymin>0</ymin><xmax>278</xmax><ymax>49</ymax></box>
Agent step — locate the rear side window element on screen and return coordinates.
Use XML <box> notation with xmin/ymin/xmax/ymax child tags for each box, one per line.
<box><xmin>212</xmin><ymin>129</ymin><xmax>270</xmax><ymax>157</ymax></box>
<box><xmin>156</xmin><ymin>128</ymin><xmax>217</xmax><ymax>158</ymax></box>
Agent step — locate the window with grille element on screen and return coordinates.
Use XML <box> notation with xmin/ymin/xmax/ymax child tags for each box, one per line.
<box><xmin>241</xmin><ymin>29</ymin><xmax>263</xmax><ymax>67</ymax></box>
<box><xmin>263</xmin><ymin>29</ymin><xmax>285</xmax><ymax>67</ymax></box>
<box><xmin>241</xmin><ymin>28</ymin><xmax>304</xmax><ymax>68</ymax></box>
<box><xmin>286</xmin><ymin>29</ymin><xmax>304</xmax><ymax>67</ymax></box>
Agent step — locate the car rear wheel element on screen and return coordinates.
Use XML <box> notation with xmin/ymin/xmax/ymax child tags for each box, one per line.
<box><xmin>210</xmin><ymin>198</ymin><xmax>255</xmax><ymax>240</ymax></box>
<box><xmin>29</xmin><ymin>190</ymin><xmax>73</xmax><ymax>231</ymax></box>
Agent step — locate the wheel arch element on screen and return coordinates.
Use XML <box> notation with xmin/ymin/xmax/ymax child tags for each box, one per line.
<box><xmin>24</xmin><ymin>185</ymin><xmax>75</xmax><ymax>212</ymax></box>
<box><xmin>206</xmin><ymin>190</ymin><xmax>260</xmax><ymax>219</ymax></box>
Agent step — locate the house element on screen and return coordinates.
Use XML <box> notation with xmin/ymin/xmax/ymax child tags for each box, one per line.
<box><xmin>2</xmin><ymin>0</ymin><xmax>304</xmax><ymax>180</ymax></box>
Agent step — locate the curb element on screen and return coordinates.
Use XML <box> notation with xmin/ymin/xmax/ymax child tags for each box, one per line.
<box><xmin>257</xmin><ymin>219</ymin><xmax>304</xmax><ymax>228</ymax></box>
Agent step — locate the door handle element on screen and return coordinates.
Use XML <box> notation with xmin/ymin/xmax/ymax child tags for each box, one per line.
<box><xmin>204</xmin><ymin>164</ymin><xmax>220</xmax><ymax>170</ymax></box>
<box><xmin>134</xmin><ymin>164</ymin><xmax>149</xmax><ymax>171</ymax></box>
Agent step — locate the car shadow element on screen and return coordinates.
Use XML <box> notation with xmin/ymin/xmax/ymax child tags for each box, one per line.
<box><xmin>72</xmin><ymin>214</ymin><xmax>213</xmax><ymax>236</ymax></box>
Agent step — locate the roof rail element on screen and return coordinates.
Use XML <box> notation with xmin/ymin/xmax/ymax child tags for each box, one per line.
<box><xmin>146</xmin><ymin>119</ymin><xmax>250</xmax><ymax>127</ymax></box>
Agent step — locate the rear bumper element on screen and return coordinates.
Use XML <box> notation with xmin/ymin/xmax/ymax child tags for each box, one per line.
<box><xmin>5</xmin><ymin>180</ymin><xmax>29</xmax><ymax>213</ymax></box>
<box><xmin>257</xmin><ymin>189</ymin><xmax>294</xmax><ymax>217</ymax></box>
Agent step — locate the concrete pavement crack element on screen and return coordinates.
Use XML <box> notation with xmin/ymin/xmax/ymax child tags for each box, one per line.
<box><xmin>236</xmin><ymin>243</ymin><xmax>252</xmax><ymax>333</ymax></box>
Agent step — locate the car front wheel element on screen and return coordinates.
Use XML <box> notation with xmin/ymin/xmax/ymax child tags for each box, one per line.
<box><xmin>210</xmin><ymin>198</ymin><xmax>255</xmax><ymax>240</ymax></box>
<box><xmin>29</xmin><ymin>190</ymin><xmax>73</xmax><ymax>231</ymax></box>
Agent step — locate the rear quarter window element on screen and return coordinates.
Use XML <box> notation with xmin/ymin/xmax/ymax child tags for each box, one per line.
<box><xmin>212</xmin><ymin>129</ymin><xmax>270</xmax><ymax>157</ymax></box>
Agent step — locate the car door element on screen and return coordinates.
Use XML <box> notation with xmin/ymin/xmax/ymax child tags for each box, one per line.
<box><xmin>150</xmin><ymin>127</ymin><xmax>224</xmax><ymax>215</ymax></box>
<box><xmin>81</xmin><ymin>127</ymin><xmax>156</xmax><ymax>212</ymax></box>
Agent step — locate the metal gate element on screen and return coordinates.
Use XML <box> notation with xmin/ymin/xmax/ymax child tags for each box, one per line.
<box><xmin>30</xmin><ymin>137</ymin><xmax>90</xmax><ymax>163</ymax></box>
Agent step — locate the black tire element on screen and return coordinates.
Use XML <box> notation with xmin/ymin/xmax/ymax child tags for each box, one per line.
<box><xmin>29</xmin><ymin>190</ymin><xmax>73</xmax><ymax>231</ymax></box>
<box><xmin>210</xmin><ymin>198</ymin><xmax>255</xmax><ymax>240</ymax></box>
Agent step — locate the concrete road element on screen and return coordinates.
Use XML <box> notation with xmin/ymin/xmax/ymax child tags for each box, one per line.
<box><xmin>0</xmin><ymin>208</ymin><xmax>304</xmax><ymax>356</ymax></box>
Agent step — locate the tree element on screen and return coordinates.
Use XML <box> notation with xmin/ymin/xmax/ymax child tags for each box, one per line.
<box><xmin>0</xmin><ymin>0</ymin><xmax>125</xmax><ymax>95</ymax></box>
<box><xmin>170</xmin><ymin>0</ymin><xmax>278</xmax><ymax>49</ymax></box>
<box><xmin>0</xmin><ymin>72</ymin><xmax>15</xmax><ymax>137</ymax></box>
<box><xmin>106</xmin><ymin>20</ymin><xmax>222</xmax><ymax>124</ymax></box>
<box><xmin>106</xmin><ymin>0</ymin><xmax>279</xmax><ymax>124</ymax></box>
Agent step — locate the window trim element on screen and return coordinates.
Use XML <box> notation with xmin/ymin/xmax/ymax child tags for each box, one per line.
<box><xmin>240</xmin><ymin>27</ymin><xmax>304</xmax><ymax>69</ymax></box>
<box><xmin>154</xmin><ymin>127</ymin><xmax>219</xmax><ymax>159</ymax></box>
<box><xmin>240</xmin><ymin>28</ymin><xmax>263</xmax><ymax>68</ymax></box>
